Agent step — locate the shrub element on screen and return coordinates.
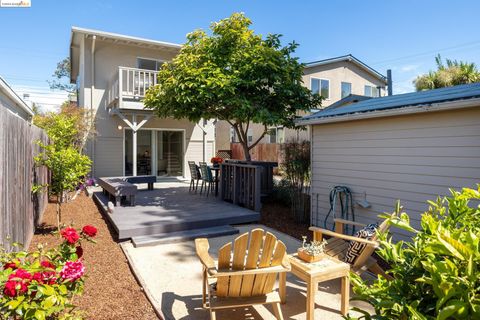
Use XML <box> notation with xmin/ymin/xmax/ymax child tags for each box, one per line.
<box><xmin>0</xmin><ymin>225</ymin><xmax>97</xmax><ymax>319</ymax></box>
<box><xmin>349</xmin><ymin>186</ymin><xmax>480</xmax><ymax>319</ymax></box>
<box><xmin>280</xmin><ymin>140</ymin><xmax>311</xmax><ymax>223</ymax></box>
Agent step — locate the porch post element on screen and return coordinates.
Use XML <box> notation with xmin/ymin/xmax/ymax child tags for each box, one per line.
<box><xmin>132</xmin><ymin>114</ymin><xmax>137</xmax><ymax>176</ymax></box>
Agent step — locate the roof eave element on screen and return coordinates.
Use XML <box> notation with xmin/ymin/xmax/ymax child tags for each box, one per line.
<box><xmin>0</xmin><ymin>76</ymin><xmax>34</xmax><ymax>117</ymax></box>
<box><xmin>304</xmin><ymin>55</ymin><xmax>387</xmax><ymax>83</ymax></box>
<box><xmin>296</xmin><ymin>98</ymin><xmax>480</xmax><ymax>126</ymax></box>
<box><xmin>71</xmin><ymin>26</ymin><xmax>182</xmax><ymax>50</ymax></box>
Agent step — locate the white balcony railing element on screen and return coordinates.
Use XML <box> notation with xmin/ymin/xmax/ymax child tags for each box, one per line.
<box><xmin>107</xmin><ymin>67</ymin><xmax>159</xmax><ymax>108</ymax></box>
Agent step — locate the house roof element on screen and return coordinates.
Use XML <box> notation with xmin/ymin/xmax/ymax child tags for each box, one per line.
<box><xmin>70</xmin><ymin>27</ymin><xmax>182</xmax><ymax>82</ymax></box>
<box><xmin>0</xmin><ymin>76</ymin><xmax>34</xmax><ymax>118</ymax></box>
<box><xmin>304</xmin><ymin>54</ymin><xmax>387</xmax><ymax>84</ymax></box>
<box><xmin>321</xmin><ymin>94</ymin><xmax>372</xmax><ymax>111</ymax></box>
<box><xmin>298</xmin><ymin>83</ymin><xmax>480</xmax><ymax>125</ymax></box>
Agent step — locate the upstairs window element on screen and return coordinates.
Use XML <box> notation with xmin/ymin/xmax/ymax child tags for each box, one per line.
<box><xmin>364</xmin><ymin>85</ymin><xmax>379</xmax><ymax>97</ymax></box>
<box><xmin>267</xmin><ymin>128</ymin><xmax>277</xmax><ymax>143</ymax></box>
<box><xmin>341</xmin><ymin>82</ymin><xmax>352</xmax><ymax>98</ymax></box>
<box><xmin>311</xmin><ymin>78</ymin><xmax>330</xmax><ymax>99</ymax></box>
<box><xmin>230</xmin><ymin>126</ymin><xmax>238</xmax><ymax>143</ymax></box>
<box><xmin>247</xmin><ymin>129</ymin><xmax>253</xmax><ymax>143</ymax></box>
<box><xmin>137</xmin><ymin>58</ymin><xmax>164</xmax><ymax>71</ymax></box>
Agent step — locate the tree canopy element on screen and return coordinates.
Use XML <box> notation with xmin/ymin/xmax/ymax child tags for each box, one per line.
<box><xmin>414</xmin><ymin>54</ymin><xmax>480</xmax><ymax>91</ymax></box>
<box><xmin>48</xmin><ymin>57</ymin><xmax>76</xmax><ymax>93</ymax></box>
<box><xmin>144</xmin><ymin>13</ymin><xmax>322</xmax><ymax>160</ymax></box>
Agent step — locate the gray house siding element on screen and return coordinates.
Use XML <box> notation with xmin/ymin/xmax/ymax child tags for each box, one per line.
<box><xmin>310</xmin><ymin>107</ymin><xmax>480</xmax><ymax>240</ymax></box>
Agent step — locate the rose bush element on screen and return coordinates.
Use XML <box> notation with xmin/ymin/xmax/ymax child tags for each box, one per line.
<box><xmin>0</xmin><ymin>225</ymin><xmax>97</xmax><ymax>319</ymax></box>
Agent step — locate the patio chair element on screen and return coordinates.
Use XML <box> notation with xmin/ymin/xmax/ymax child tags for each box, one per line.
<box><xmin>309</xmin><ymin>218</ymin><xmax>392</xmax><ymax>279</ymax></box>
<box><xmin>188</xmin><ymin>161</ymin><xmax>202</xmax><ymax>192</ymax></box>
<box><xmin>199</xmin><ymin>162</ymin><xmax>216</xmax><ymax>196</ymax></box>
<box><xmin>195</xmin><ymin>229</ymin><xmax>291</xmax><ymax>320</ymax></box>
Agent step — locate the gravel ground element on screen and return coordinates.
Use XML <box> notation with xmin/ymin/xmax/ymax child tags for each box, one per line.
<box><xmin>30</xmin><ymin>193</ymin><xmax>158</xmax><ymax>320</ymax></box>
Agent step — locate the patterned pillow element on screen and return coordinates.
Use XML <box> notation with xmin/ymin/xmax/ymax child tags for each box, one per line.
<box><xmin>344</xmin><ymin>223</ymin><xmax>378</xmax><ymax>264</ymax></box>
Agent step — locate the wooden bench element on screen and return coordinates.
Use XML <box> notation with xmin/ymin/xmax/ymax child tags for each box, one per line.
<box><xmin>124</xmin><ymin>175</ymin><xmax>156</xmax><ymax>190</ymax></box>
<box><xmin>98</xmin><ymin>178</ymin><xmax>137</xmax><ymax>207</ymax></box>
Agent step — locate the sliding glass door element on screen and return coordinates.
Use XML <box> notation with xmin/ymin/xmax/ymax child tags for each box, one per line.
<box><xmin>125</xmin><ymin>129</ymin><xmax>183</xmax><ymax>177</ymax></box>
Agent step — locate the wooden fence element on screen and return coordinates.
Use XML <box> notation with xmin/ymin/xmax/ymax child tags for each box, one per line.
<box><xmin>230</xmin><ymin>143</ymin><xmax>281</xmax><ymax>163</ymax></box>
<box><xmin>0</xmin><ymin>107</ymin><xmax>49</xmax><ymax>251</ymax></box>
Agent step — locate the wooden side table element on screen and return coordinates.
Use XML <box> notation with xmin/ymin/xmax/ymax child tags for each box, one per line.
<box><xmin>284</xmin><ymin>254</ymin><xmax>350</xmax><ymax>320</ymax></box>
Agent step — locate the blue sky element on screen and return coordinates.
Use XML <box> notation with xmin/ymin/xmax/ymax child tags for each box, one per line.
<box><xmin>1</xmin><ymin>0</ymin><xmax>480</xmax><ymax>110</ymax></box>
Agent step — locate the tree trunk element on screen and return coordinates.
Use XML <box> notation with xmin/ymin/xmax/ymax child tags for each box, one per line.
<box><xmin>242</xmin><ymin>142</ymin><xmax>251</xmax><ymax>161</ymax></box>
<box><xmin>56</xmin><ymin>193</ymin><xmax>62</xmax><ymax>231</ymax></box>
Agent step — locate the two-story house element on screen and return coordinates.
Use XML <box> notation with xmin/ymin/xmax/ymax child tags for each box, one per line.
<box><xmin>215</xmin><ymin>55</ymin><xmax>389</xmax><ymax>156</ymax></box>
<box><xmin>70</xmin><ymin>27</ymin><xmax>216</xmax><ymax>178</ymax></box>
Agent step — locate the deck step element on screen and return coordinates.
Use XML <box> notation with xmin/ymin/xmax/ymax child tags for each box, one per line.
<box><xmin>132</xmin><ymin>225</ymin><xmax>239</xmax><ymax>247</ymax></box>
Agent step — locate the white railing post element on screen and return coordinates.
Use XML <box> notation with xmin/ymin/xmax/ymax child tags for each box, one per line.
<box><xmin>118</xmin><ymin>67</ymin><xmax>123</xmax><ymax>108</ymax></box>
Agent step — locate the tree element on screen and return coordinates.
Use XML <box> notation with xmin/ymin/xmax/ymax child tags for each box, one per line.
<box><xmin>34</xmin><ymin>144</ymin><xmax>91</xmax><ymax>229</ymax></box>
<box><xmin>34</xmin><ymin>106</ymin><xmax>92</xmax><ymax>229</ymax></box>
<box><xmin>414</xmin><ymin>54</ymin><xmax>480</xmax><ymax>91</ymax></box>
<box><xmin>48</xmin><ymin>57</ymin><xmax>76</xmax><ymax>93</ymax></box>
<box><xmin>144</xmin><ymin>13</ymin><xmax>322</xmax><ymax>161</ymax></box>
<box><xmin>34</xmin><ymin>102</ymin><xmax>95</xmax><ymax>151</ymax></box>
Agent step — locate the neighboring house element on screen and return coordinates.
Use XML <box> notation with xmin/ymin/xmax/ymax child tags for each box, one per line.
<box><xmin>297</xmin><ymin>83</ymin><xmax>480</xmax><ymax>240</ymax></box>
<box><xmin>70</xmin><ymin>27</ymin><xmax>216</xmax><ymax>178</ymax></box>
<box><xmin>0</xmin><ymin>76</ymin><xmax>34</xmax><ymax>122</ymax></box>
<box><xmin>215</xmin><ymin>54</ymin><xmax>389</xmax><ymax>158</ymax></box>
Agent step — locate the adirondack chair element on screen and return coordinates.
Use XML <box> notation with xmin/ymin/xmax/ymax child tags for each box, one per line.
<box><xmin>309</xmin><ymin>218</ymin><xmax>391</xmax><ymax>279</ymax></box>
<box><xmin>195</xmin><ymin>229</ymin><xmax>291</xmax><ymax>320</ymax></box>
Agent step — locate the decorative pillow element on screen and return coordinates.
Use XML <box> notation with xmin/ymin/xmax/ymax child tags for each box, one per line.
<box><xmin>344</xmin><ymin>223</ymin><xmax>378</xmax><ymax>264</ymax></box>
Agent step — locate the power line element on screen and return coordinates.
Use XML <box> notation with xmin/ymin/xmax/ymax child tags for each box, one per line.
<box><xmin>371</xmin><ymin>40</ymin><xmax>480</xmax><ymax>66</ymax></box>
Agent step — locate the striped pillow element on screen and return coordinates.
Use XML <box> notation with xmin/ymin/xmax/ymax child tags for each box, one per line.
<box><xmin>344</xmin><ymin>223</ymin><xmax>378</xmax><ymax>264</ymax></box>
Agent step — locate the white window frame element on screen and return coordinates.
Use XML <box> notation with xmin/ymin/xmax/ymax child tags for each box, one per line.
<box><xmin>364</xmin><ymin>85</ymin><xmax>380</xmax><ymax>97</ymax></box>
<box><xmin>341</xmin><ymin>81</ymin><xmax>352</xmax><ymax>99</ymax></box>
<box><xmin>310</xmin><ymin>77</ymin><xmax>330</xmax><ymax>100</ymax></box>
<box><xmin>247</xmin><ymin>128</ymin><xmax>253</xmax><ymax>143</ymax></box>
<box><xmin>136</xmin><ymin>57</ymin><xmax>165</xmax><ymax>70</ymax></box>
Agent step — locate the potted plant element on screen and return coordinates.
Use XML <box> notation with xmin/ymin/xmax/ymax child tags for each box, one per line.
<box><xmin>297</xmin><ymin>236</ymin><xmax>328</xmax><ymax>263</ymax></box>
<box><xmin>210</xmin><ymin>157</ymin><xmax>223</xmax><ymax>168</ymax></box>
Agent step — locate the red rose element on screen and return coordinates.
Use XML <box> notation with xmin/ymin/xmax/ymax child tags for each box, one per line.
<box><xmin>32</xmin><ymin>271</ymin><xmax>56</xmax><ymax>285</ymax></box>
<box><xmin>61</xmin><ymin>227</ymin><xmax>80</xmax><ymax>244</ymax></box>
<box><xmin>32</xmin><ymin>272</ymin><xmax>43</xmax><ymax>283</ymax></box>
<box><xmin>9</xmin><ymin>268</ymin><xmax>32</xmax><ymax>281</ymax></box>
<box><xmin>3</xmin><ymin>262</ymin><xmax>17</xmax><ymax>270</ymax></box>
<box><xmin>3</xmin><ymin>280</ymin><xmax>23</xmax><ymax>297</ymax></box>
<box><xmin>40</xmin><ymin>260</ymin><xmax>55</xmax><ymax>269</ymax></box>
<box><xmin>76</xmin><ymin>246</ymin><xmax>83</xmax><ymax>258</ymax></box>
<box><xmin>4</xmin><ymin>269</ymin><xmax>31</xmax><ymax>298</ymax></box>
<box><xmin>82</xmin><ymin>225</ymin><xmax>97</xmax><ymax>237</ymax></box>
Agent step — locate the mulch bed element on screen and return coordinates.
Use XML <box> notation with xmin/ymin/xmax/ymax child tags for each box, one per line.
<box><xmin>260</xmin><ymin>202</ymin><xmax>311</xmax><ymax>241</ymax></box>
<box><xmin>30</xmin><ymin>193</ymin><xmax>158</xmax><ymax>320</ymax></box>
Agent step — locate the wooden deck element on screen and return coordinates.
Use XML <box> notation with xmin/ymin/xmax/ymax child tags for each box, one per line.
<box><xmin>93</xmin><ymin>181</ymin><xmax>260</xmax><ymax>242</ymax></box>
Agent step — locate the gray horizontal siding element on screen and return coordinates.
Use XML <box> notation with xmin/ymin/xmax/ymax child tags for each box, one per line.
<box><xmin>94</xmin><ymin>137</ymin><xmax>123</xmax><ymax>177</ymax></box>
<box><xmin>311</xmin><ymin>107</ymin><xmax>480</xmax><ymax>241</ymax></box>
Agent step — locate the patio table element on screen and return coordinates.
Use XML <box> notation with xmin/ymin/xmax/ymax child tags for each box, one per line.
<box><xmin>283</xmin><ymin>254</ymin><xmax>350</xmax><ymax>319</ymax></box>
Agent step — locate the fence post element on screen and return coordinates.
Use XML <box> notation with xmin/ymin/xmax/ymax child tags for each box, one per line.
<box><xmin>253</xmin><ymin>166</ymin><xmax>262</xmax><ymax>212</ymax></box>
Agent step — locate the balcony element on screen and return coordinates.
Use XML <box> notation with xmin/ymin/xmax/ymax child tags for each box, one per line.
<box><xmin>107</xmin><ymin>66</ymin><xmax>158</xmax><ymax>110</ymax></box>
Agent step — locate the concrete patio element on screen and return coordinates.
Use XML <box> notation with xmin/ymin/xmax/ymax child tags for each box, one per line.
<box><xmin>122</xmin><ymin>224</ymin><xmax>373</xmax><ymax>320</ymax></box>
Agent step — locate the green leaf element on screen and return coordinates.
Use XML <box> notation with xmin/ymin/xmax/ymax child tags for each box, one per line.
<box><xmin>35</xmin><ymin>309</ymin><xmax>46</xmax><ymax>320</ymax></box>
<box><xmin>437</xmin><ymin>302</ymin><xmax>464</xmax><ymax>320</ymax></box>
<box><xmin>42</xmin><ymin>295</ymin><xmax>57</xmax><ymax>309</ymax></box>
<box><xmin>407</xmin><ymin>305</ymin><xmax>428</xmax><ymax>320</ymax></box>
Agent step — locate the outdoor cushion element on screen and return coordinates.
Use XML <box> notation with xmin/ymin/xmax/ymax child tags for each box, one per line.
<box><xmin>344</xmin><ymin>223</ymin><xmax>378</xmax><ymax>264</ymax></box>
